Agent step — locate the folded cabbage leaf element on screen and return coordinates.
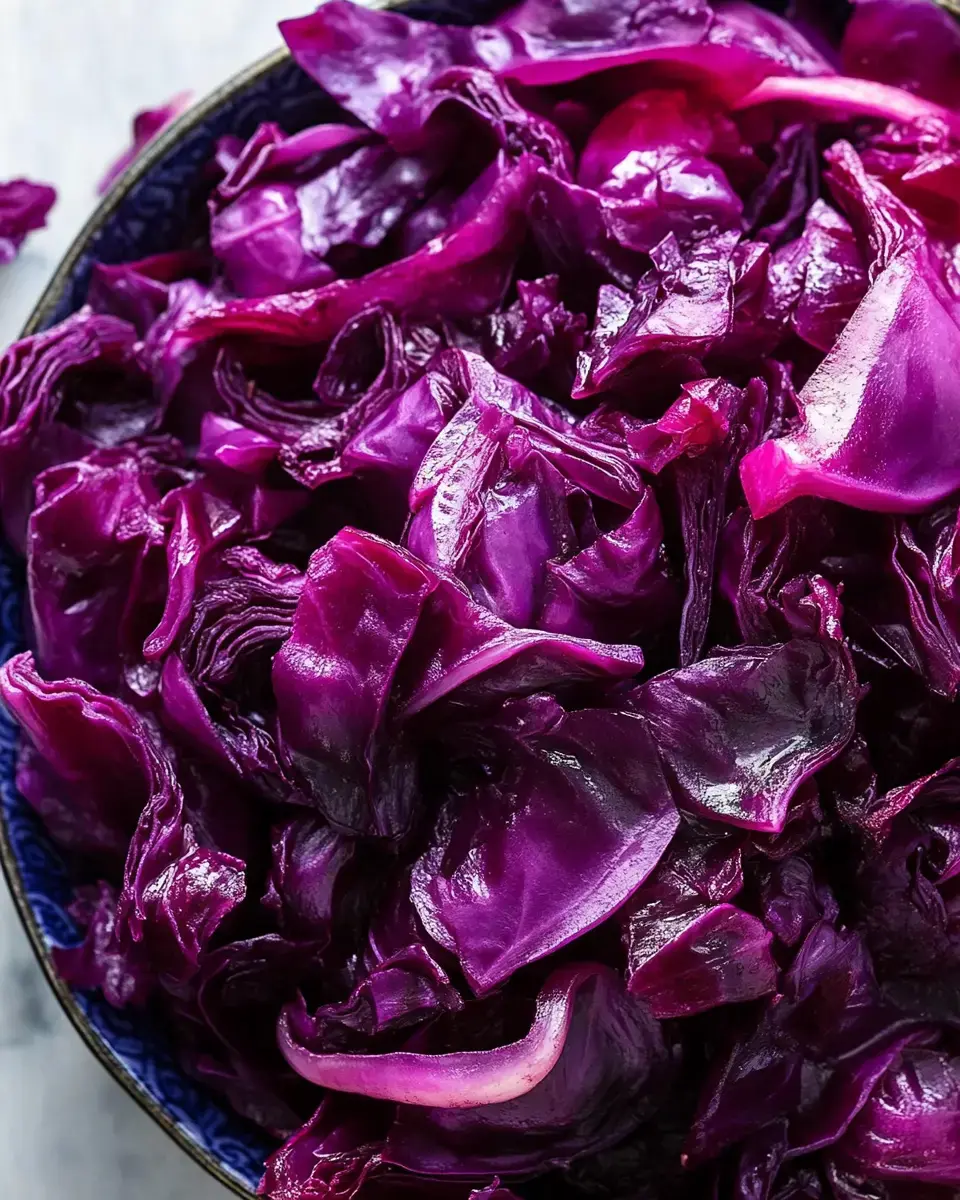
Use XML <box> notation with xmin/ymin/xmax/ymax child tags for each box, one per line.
<box><xmin>0</xmin><ymin>311</ymin><xmax>157</xmax><ymax>550</ymax></box>
<box><xmin>26</xmin><ymin>440</ymin><xmax>182</xmax><ymax>693</ymax></box>
<box><xmin>273</xmin><ymin>528</ymin><xmax>435</xmax><ymax>837</ymax></box>
<box><xmin>741</xmin><ymin>147</ymin><xmax>960</xmax><ymax>518</ymax></box>
<box><xmin>411</xmin><ymin>698</ymin><xmax>678</xmax><ymax>992</ymax></box>
<box><xmin>210</xmin><ymin>121</ymin><xmax>444</xmax><ymax>298</ymax></box>
<box><xmin>0</xmin><ymin>652</ymin><xmax>161</xmax><ymax>860</ymax></box>
<box><xmin>277</xmin><ymin>964</ymin><xmax>667</xmax><ymax>1179</ymax></box>
<box><xmin>621</xmin><ymin>856</ymin><xmax>776</xmax><ymax>1018</ymax></box>
<box><xmin>631</xmin><ymin>637</ymin><xmax>857</xmax><ymax>832</ymax></box>
<box><xmin>834</xmin><ymin>1049</ymin><xmax>960</xmax><ymax>1185</ymax></box>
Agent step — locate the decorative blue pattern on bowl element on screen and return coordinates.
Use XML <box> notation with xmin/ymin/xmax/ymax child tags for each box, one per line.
<box><xmin>0</xmin><ymin>1</ymin><xmax>507</xmax><ymax>1190</ymax></box>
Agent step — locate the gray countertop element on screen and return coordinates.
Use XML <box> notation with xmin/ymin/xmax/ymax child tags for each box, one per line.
<box><xmin>0</xmin><ymin>3</ymin><xmax>302</xmax><ymax>1195</ymax></box>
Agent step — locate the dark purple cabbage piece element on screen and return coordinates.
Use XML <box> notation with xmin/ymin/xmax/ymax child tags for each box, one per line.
<box><xmin>631</xmin><ymin>637</ymin><xmax>858</xmax><ymax>832</ymax></box>
<box><xmin>411</xmin><ymin>698</ymin><xmax>679</xmax><ymax>993</ymax></box>
<box><xmin>0</xmin><ymin>311</ymin><xmax>158</xmax><ymax>551</ymax></box>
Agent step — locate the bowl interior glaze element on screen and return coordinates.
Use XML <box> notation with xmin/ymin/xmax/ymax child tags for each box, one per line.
<box><xmin>0</xmin><ymin>1</ymin><xmax>502</xmax><ymax>1193</ymax></box>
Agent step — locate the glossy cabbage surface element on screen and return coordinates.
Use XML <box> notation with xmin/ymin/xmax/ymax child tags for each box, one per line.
<box><xmin>4</xmin><ymin>1</ymin><xmax>960</xmax><ymax>1197</ymax></box>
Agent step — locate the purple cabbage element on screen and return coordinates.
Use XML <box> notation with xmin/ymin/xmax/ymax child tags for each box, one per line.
<box><xmin>2</xmin><ymin>2</ymin><xmax>960</xmax><ymax>1198</ymax></box>
<box><xmin>410</xmin><ymin>699</ymin><xmax>679</xmax><ymax>993</ymax></box>
<box><xmin>209</xmin><ymin>121</ymin><xmax>445</xmax><ymax>298</ymax></box>
<box><xmin>842</xmin><ymin>0</ymin><xmax>960</xmax><ymax>114</ymax></box>
<box><xmin>0</xmin><ymin>178</ymin><xmax>56</xmax><ymax>263</ymax></box>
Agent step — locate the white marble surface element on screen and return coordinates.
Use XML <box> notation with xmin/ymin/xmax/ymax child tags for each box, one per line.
<box><xmin>0</xmin><ymin>3</ymin><xmax>305</xmax><ymax>1196</ymax></box>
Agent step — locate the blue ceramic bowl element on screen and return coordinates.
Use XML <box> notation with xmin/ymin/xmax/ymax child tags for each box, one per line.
<box><xmin>9</xmin><ymin>3</ymin><xmax>960</xmax><ymax>1195</ymax></box>
<box><xmin>0</xmin><ymin>2</ymin><xmax>502</xmax><ymax>1192</ymax></box>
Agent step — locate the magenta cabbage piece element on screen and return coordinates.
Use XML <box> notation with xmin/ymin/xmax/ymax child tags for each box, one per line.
<box><xmin>281</xmin><ymin>0</ymin><xmax>831</xmax><ymax>128</ymax></box>
<box><xmin>0</xmin><ymin>178</ymin><xmax>56</xmax><ymax>264</ymax></box>
<box><xmin>734</xmin><ymin>73</ymin><xmax>960</xmax><ymax>137</ymax></box>
<box><xmin>842</xmin><ymin>0</ymin><xmax>960</xmax><ymax>114</ymax></box>
<box><xmin>5</xmin><ymin>1</ymin><xmax>960</xmax><ymax>1198</ymax></box>
<box><xmin>741</xmin><ymin>241</ymin><xmax>960</xmax><ymax>516</ymax></box>
<box><xmin>209</xmin><ymin>122</ymin><xmax>445</xmax><ymax>298</ymax></box>
<box><xmin>834</xmin><ymin>1049</ymin><xmax>960</xmax><ymax>1184</ymax></box>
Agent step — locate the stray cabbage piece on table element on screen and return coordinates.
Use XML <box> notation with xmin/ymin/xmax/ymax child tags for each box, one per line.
<box><xmin>4</xmin><ymin>0</ymin><xmax>960</xmax><ymax>1196</ymax></box>
<box><xmin>0</xmin><ymin>178</ymin><xmax>55</xmax><ymax>264</ymax></box>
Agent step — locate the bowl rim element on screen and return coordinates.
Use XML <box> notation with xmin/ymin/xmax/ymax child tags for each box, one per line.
<box><xmin>1</xmin><ymin>42</ymin><xmax>293</xmax><ymax>1200</ymax></box>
